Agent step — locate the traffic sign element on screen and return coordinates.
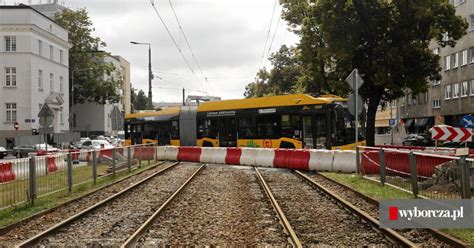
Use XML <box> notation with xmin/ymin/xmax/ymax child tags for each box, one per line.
<box><xmin>345</xmin><ymin>69</ymin><xmax>365</xmax><ymax>90</ymax></box>
<box><xmin>263</xmin><ymin>139</ymin><xmax>272</xmax><ymax>148</ymax></box>
<box><xmin>431</xmin><ymin>126</ymin><xmax>472</xmax><ymax>142</ymax></box>
<box><xmin>461</xmin><ymin>115</ymin><xmax>474</xmax><ymax>128</ymax></box>
<box><xmin>389</xmin><ymin>119</ymin><xmax>396</xmax><ymax>127</ymax></box>
<box><xmin>14</xmin><ymin>122</ymin><xmax>19</xmax><ymax>131</ymax></box>
<box><xmin>348</xmin><ymin>93</ymin><xmax>363</xmax><ymax>116</ymax></box>
<box><xmin>38</xmin><ymin>104</ymin><xmax>54</xmax><ymax>127</ymax></box>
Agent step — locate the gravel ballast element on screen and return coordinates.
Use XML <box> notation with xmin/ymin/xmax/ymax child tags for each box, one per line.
<box><xmin>261</xmin><ymin>169</ymin><xmax>393</xmax><ymax>246</ymax></box>
<box><xmin>139</xmin><ymin>165</ymin><xmax>289</xmax><ymax>246</ymax></box>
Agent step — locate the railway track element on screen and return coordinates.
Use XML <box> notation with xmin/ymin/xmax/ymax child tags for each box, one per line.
<box><xmin>300</xmin><ymin>171</ymin><xmax>470</xmax><ymax>247</ymax></box>
<box><xmin>9</xmin><ymin>164</ymin><xmax>464</xmax><ymax>247</ymax></box>
<box><xmin>124</xmin><ymin>165</ymin><xmax>288</xmax><ymax>246</ymax></box>
<box><xmin>255</xmin><ymin>167</ymin><xmax>415</xmax><ymax>247</ymax></box>
<box><xmin>16</xmin><ymin>162</ymin><xmax>203</xmax><ymax>247</ymax></box>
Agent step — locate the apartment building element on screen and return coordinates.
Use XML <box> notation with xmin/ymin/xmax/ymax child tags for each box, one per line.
<box><xmin>0</xmin><ymin>5</ymin><xmax>71</xmax><ymax>147</ymax></box>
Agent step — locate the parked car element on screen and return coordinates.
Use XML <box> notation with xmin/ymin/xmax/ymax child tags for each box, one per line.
<box><xmin>81</xmin><ymin>140</ymin><xmax>114</xmax><ymax>150</ymax></box>
<box><xmin>74</xmin><ymin>137</ymin><xmax>91</xmax><ymax>149</ymax></box>
<box><xmin>0</xmin><ymin>146</ymin><xmax>7</xmax><ymax>159</ymax></box>
<box><xmin>402</xmin><ymin>134</ymin><xmax>434</xmax><ymax>147</ymax></box>
<box><xmin>13</xmin><ymin>144</ymin><xmax>58</xmax><ymax>158</ymax></box>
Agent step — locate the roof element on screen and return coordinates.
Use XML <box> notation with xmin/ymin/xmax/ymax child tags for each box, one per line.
<box><xmin>0</xmin><ymin>4</ymin><xmax>63</xmax><ymax>28</ymax></box>
<box><xmin>125</xmin><ymin>107</ymin><xmax>181</xmax><ymax>119</ymax></box>
<box><xmin>197</xmin><ymin>94</ymin><xmax>346</xmax><ymax>112</ymax></box>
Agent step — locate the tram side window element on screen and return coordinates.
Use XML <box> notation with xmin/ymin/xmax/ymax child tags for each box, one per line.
<box><xmin>238</xmin><ymin>116</ymin><xmax>255</xmax><ymax>139</ymax></box>
<box><xmin>198</xmin><ymin>118</ymin><xmax>218</xmax><ymax>139</ymax></box>
<box><xmin>171</xmin><ymin>121</ymin><xmax>179</xmax><ymax>139</ymax></box>
<box><xmin>257</xmin><ymin>115</ymin><xmax>279</xmax><ymax>139</ymax></box>
<box><xmin>315</xmin><ymin>116</ymin><xmax>327</xmax><ymax>149</ymax></box>
<box><xmin>144</xmin><ymin>123</ymin><xmax>158</xmax><ymax>140</ymax></box>
<box><xmin>281</xmin><ymin>115</ymin><xmax>301</xmax><ymax>138</ymax></box>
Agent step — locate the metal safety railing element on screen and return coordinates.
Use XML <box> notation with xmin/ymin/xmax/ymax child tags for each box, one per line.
<box><xmin>356</xmin><ymin>146</ymin><xmax>472</xmax><ymax>199</ymax></box>
<box><xmin>0</xmin><ymin>143</ymin><xmax>160</xmax><ymax>210</ymax></box>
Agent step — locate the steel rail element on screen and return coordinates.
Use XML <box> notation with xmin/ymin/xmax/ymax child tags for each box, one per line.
<box><xmin>121</xmin><ymin>163</ymin><xmax>206</xmax><ymax>247</ymax></box>
<box><xmin>310</xmin><ymin>171</ymin><xmax>470</xmax><ymax>248</ymax></box>
<box><xmin>294</xmin><ymin>170</ymin><xmax>417</xmax><ymax>247</ymax></box>
<box><xmin>0</xmin><ymin>160</ymin><xmax>167</xmax><ymax>236</ymax></box>
<box><xmin>253</xmin><ymin>167</ymin><xmax>302</xmax><ymax>248</ymax></box>
<box><xmin>16</xmin><ymin>161</ymin><xmax>181</xmax><ymax>248</ymax></box>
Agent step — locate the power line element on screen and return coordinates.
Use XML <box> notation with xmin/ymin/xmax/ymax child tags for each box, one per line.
<box><xmin>257</xmin><ymin>0</ymin><xmax>278</xmax><ymax>70</ymax></box>
<box><xmin>168</xmin><ymin>0</ymin><xmax>210</xmax><ymax>91</ymax></box>
<box><xmin>266</xmin><ymin>9</ymin><xmax>282</xmax><ymax>59</ymax></box>
<box><xmin>149</xmin><ymin>0</ymin><xmax>208</xmax><ymax>94</ymax></box>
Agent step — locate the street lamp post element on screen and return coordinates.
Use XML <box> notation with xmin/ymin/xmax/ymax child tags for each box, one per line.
<box><xmin>130</xmin><ymin>41</ymin><xmax>154</xmax><ymax>110</ymax></box>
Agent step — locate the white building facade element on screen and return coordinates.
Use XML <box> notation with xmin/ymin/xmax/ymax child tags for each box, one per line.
<box><xmin>0</xmin><ymin>5</ymin><xmax>71</xmax><ymax>147</ymax></box>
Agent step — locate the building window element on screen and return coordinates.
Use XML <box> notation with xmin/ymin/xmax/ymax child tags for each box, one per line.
<box><xmin>59</xmin><ymin>50</ymin><xmax>63</xmax><ymax>64</ymax></box>
<box><xmin>5</xmin><ymin>36</ymin><xmax>16</xmax><ymax>52</ymax></box>
<box><xmin>49</xmin><ymin>45</ymin><xmax>53</xmax><ymax>60</ymax></box>
<box><xmin>445</xmin><ymin>55</ymin><xmax>451</xmax><ymax>70</ymax></box>
<box><xmin>38</xmin><ymin>70</ymin><xmax>43</xmax><ymax>89</ymax></box>
<box><xmin>453</xmin><ymin>53</ymin><xmax>459</xmax><ymax>68</ymax></box>
<box><xmin>432</xmin><ymin>79</ymin><xmax>441</xmax><ymax>86</ymax></box>
<box><xmin>462</xmin><ymin>50</ymin><xmax>468</xmax><ymax>66</ymax></box>
<box><xmin>432</xmin><ymin>99</ymin><xmax>441</xmax><ymax>109</ymax></box>
<box><xmin>401</xmin><ymin>96</ymin><xmax>405</xmax><ymax>107</ymax></box>
<box><xmin>470</xmin><ymin>80</ymin><xmax>474</xmax><ymax>96</ymax></box>
<box><xmin>454</xmin><ymin>0</ymin><xmax>466</xmax><ymax>6</ymax></box>
<box><xmin>442</xmin><ymin>32</ymin><xmax>449</xmax><ymax>42</ymax></box>
<box><xmin>5</xmin><ymin>67</ymin><xmax>16</xmax><ymax>87</ymax></box>
<box><xmin>59</xmin><ymin>76</ymin><xmax>64</xmax><ymax>93</ymax></box>
<box><xmin>413</xmin><ymin>95</ymin><xmax>417</xmax><ymax>105</ymax></box>
<box><xmin>424</xmin><ymin>92</ymin><xmax>428</xmax><ymax>103</ymax></box>
<box><xmin>453</xmin><ymin>83</ymin><xmax>460</xmax><ymax>98</ymax></box>
<box><xmin>60</xmin><ymin>107</ymin><xmax>64</xmax><ymax>124</ymax></box>
<box><xmin>50</xmin><ymin>73</ymin><xmax>54</xmax><ymax>91</ymax></box>
<box><xmin>470</xmin><ymin>15</ymin><xmax>474</xmax><ymax>32</ymax></box>
<box><xmin>433</xmin><ymin>48</ymin><xmax>440</xmax><ymax>55</ymax></box>
<box><xmin>470</xmin><ymin>48</ymin><xmax>474</xmax><ymax>63</ymax></box>
<box><xmin>461</xmin><ymin>81</ymin><xmax>468</xmax><ymax>97</ymax></box>
<box><xmin>445</xmin><ymin>85</ymin><xmax>452</xmax><ymax>99</ymax></box>
<box><xmin>5</xmin><ymin>103</ymin><xmax>17</xmax><ymax>122</ymax></box>
<box><xmin>38</xmin><ymin>40</ymin><xmax>42</xmax><ymax>56</ymax></box>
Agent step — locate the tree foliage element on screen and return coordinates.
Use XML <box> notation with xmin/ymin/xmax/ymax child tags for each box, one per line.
<box><xmin>54</xmin><ymin>9</ymin><xmax>122</xmax><ymax>105</ymax></box>
<box><xmin>279</xmin><ymin>0</ymin><xmax>467</xmax><ymax>146</ymax></box>
<box><xmin>130</xmin><ymin>87</ymin><xmax>149</xmax><ymax>112</ymax></box>
<box><xmin>244</xmin><ymin>45</ymin><xmax>302</xmax><ymax>98</ymax></box>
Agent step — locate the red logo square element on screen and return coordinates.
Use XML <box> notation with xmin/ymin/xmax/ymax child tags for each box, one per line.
<box><xmin>389</xmin><ymin>206</ymin><xmax>398</xmax><ymax>221</ymax></box>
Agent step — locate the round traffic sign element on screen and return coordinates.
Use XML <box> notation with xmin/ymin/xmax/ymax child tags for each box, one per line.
<box><xmin>263</xmin><ymin>139</ymin><xmax>272</xmax><ymax>148</ymax></box>
<box><xmin>14</xmin><ymin>122</ymin><xmax>19</xmax><ymax>130</ymax></box>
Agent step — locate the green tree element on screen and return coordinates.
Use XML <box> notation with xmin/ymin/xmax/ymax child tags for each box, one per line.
<box><xmin>133</xmin><ymin>89</ymin><xmax>149</xmax><ymax>111</ymax></box>
<box><xmin>244</xmin><ymin>45</ymin><xmax>302</xmax><ymax>98</ymax></box>
<box><xmin>54</xmin><ymin>9</ymin><xmax>122</xmax><ymax>106</ymax></box>
<box><xmin>283</xmin><ymin>0</ymin><xmax>466</xmax><ymax>146</ymax></box>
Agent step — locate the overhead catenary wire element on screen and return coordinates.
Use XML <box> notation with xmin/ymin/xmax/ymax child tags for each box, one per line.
<box><xmin>168</xmin><ymin>0</ymin><xmax>210</xmax><ymax>91</ymax></box>
<box><xmin>149</xmin><ymin>0</ymin><xmax>208</xmax><ymax>94</ymax></box>
<box><xmin>257</xmin><ymin>0</ymin><xmax>278</xmax><ymax>71</ymax></box>
<box><xmin>266</xmin><ymin>9</ymin><xmax>282</xmax><ymax>59</ymax></box>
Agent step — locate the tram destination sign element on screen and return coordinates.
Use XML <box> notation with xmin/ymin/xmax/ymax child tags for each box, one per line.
<box><xmin>206</xmin><ymin>110</ymin><xmax>236</xmax><ymax>117</ymax></box>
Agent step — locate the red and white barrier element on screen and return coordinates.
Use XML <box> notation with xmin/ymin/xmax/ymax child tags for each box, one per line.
<box><xmin>155</xmin><ymin>146</ymin><xmax>359</xmax><ymax>172</ymax></box>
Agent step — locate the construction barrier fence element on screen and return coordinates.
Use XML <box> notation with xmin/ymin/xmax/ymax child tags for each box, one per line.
<box><xmin>0</xmin><ymin>143</ymin><xmax>160</xmax><ymax>209</ymax></box>
<box><xmin>359</xmin><ymin>146</ymin><xmax>472</xmax><ymax>199</ymax></box>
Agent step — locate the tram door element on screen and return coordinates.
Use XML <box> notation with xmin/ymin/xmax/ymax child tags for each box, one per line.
<box><xmin>302</xmin><ymin>115</ymin><xmax>315</xmax><ymax>149</ymax></box>
<box><xmin>158</xmin><ymin>122</ymin><xmax>171</xmax><ymax>145</ymax></box>
<box><xmin>217</xmin><ymin>117</ymin><xmax>237</xmax><ymax>147</ymax></box>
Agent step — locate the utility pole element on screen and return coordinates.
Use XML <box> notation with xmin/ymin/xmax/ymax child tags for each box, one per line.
<box><xmin>130</xmin><ymin>41</ymin><xmax>153</xmax><ymax>110</ymax></box>
<box><xmin>182</xmin><ymin>88</ymin><xmax>186</xmax><ymax>106</ymax></box>
<box><xmin>148</xmin><ymin>46</ymin><xmax>153</xmax><ymax>110</ymax></box>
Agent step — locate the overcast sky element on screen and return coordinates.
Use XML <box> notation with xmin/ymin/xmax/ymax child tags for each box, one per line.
<box><xmin>7</xmin><ymin>0</ymin><xmax>299</xmax><ymax>102</ymax></box>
